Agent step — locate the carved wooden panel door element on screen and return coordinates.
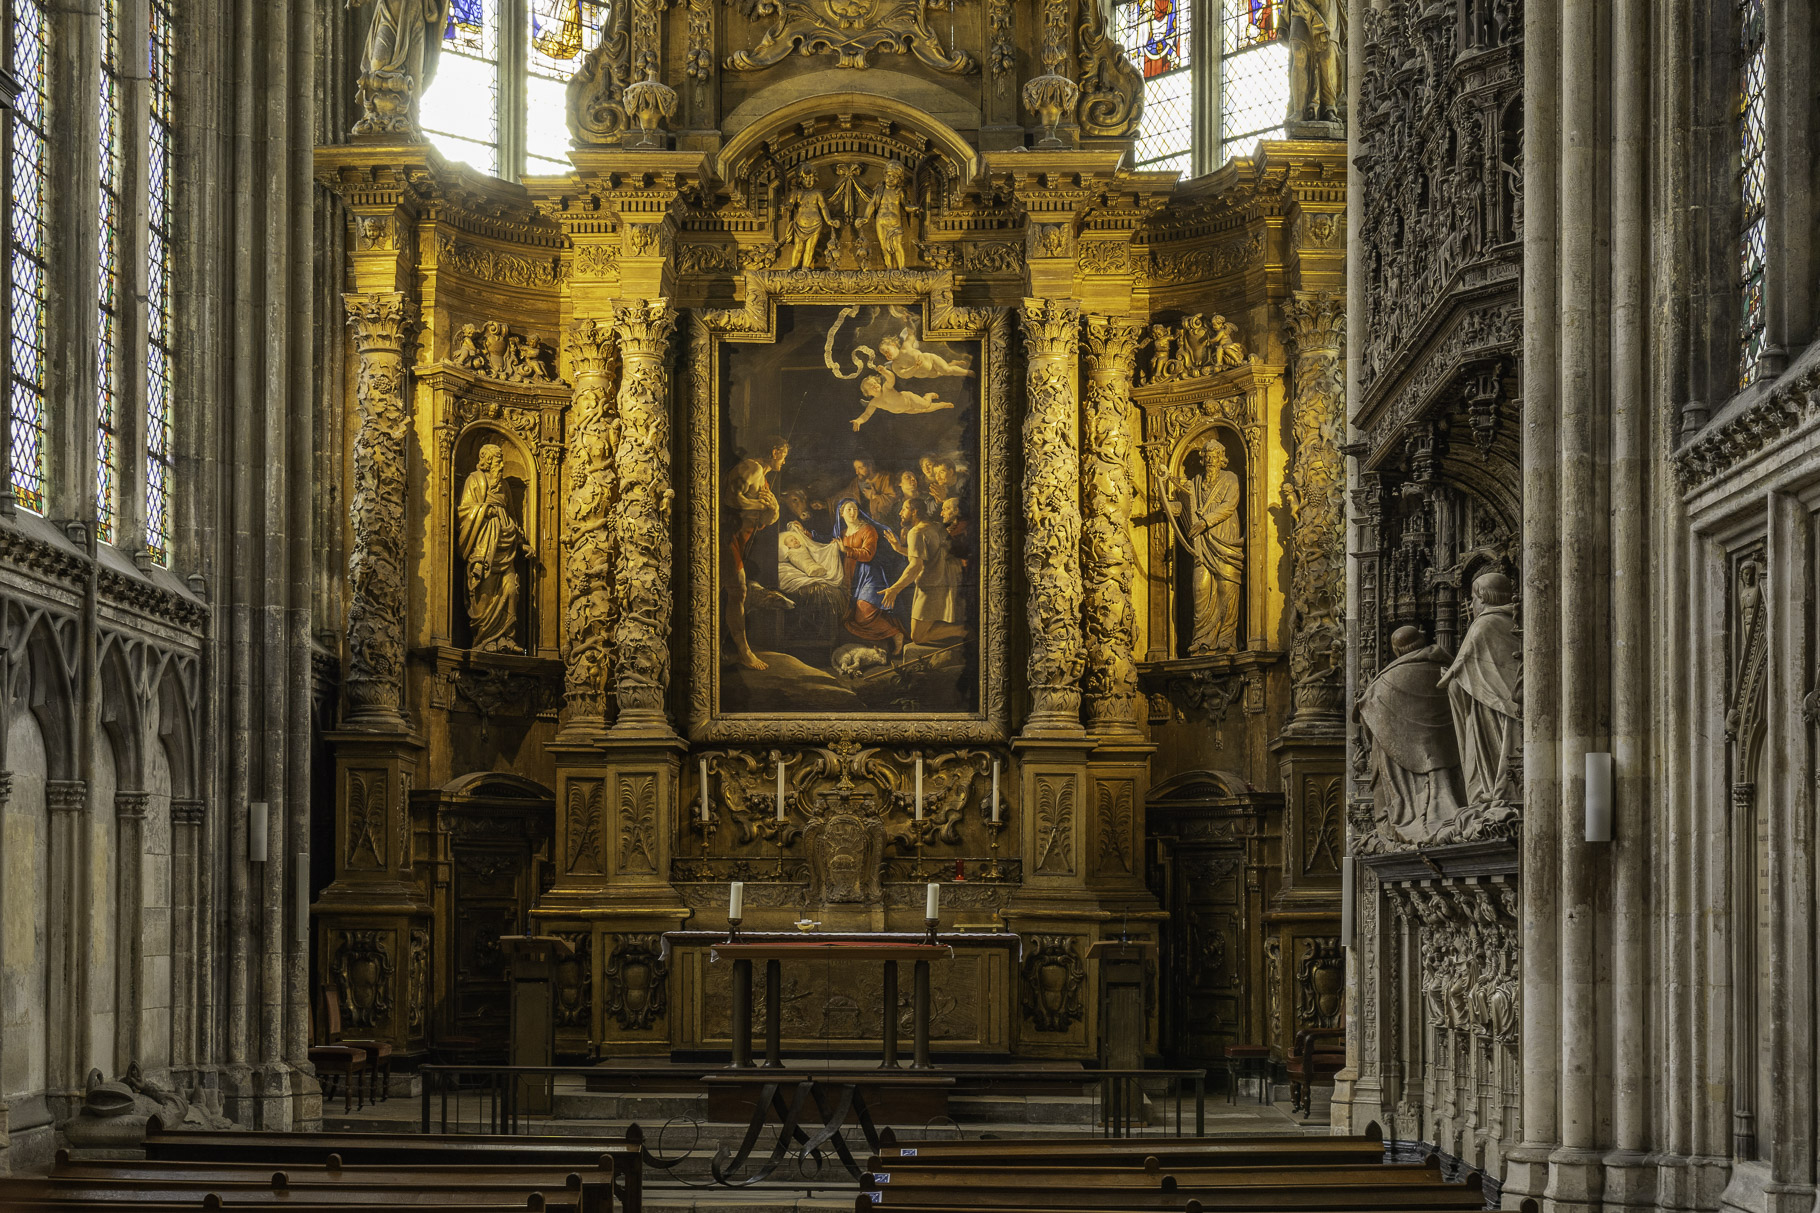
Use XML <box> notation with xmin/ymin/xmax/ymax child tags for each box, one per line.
<box><xmin>1160</xmin><ymin>846</ymin><xmax>1248</xmax><ymax>1064</ymax></box>
<box><xmin>446</xmin><ymin>805</ymin><xmax>549</xmax><ymax>1056</ymax></box>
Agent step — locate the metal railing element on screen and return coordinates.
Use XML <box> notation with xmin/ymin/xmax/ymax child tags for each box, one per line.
<box><xmin>418</xmin><ymin>1062</ymin><xmax>1207</xmax><ymax>1139</ymax></box>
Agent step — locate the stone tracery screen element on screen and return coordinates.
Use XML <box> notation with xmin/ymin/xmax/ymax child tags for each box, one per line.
<box><xmin>702</xmin><ymin>302</ymin><xmax>1001</xmax><ymax>739</ymax></box>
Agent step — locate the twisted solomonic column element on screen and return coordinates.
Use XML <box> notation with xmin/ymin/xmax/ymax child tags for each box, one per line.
<box><xmin>607</xmin><ymin>299</ymin><xmax>679</xmax><ymax>738</ymax></box>
<box><xmin>342</xmin><ymin>292</ymin><xmax>416</xmax><ymax>730</ymax></box>
<box><xmin>1281</xmin><ymin>290</ymin><xmax>1347</xmax><ymax>728</ymax></box>
<box><xmin>1019</xmin><ymin>298</ymin><xmax>1087</xmax><ymax>738</ymax></box>
<box><xmin>559</xmin><ymin>319</ymin><xmax>619</xmax><ymax>738</ymax></box>
<box><xmin>1081</xmin><ymin>314</ymin><xmax>1145</xmax><ymax>738</ymax></box>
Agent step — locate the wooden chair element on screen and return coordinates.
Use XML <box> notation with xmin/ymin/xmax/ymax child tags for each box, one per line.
<box><xmin>1287</xmin><ymin>1028</ymin><xmax>1345</xmax><ymax>1117</ymax></box>
<box><xmin>1219</xmin><ymin>1043</ymin><xmax>1273</xmax><ymax>1105</ymax></box>
<box><xmin>323</xmin><ymin>987</ymin><xmax>393</xmax><ymax>1104</ymax></box>
<box><xmin>307</xmin><ymin>1043</ymin><xmax>367</xmax><ymax>1114</ymax></box>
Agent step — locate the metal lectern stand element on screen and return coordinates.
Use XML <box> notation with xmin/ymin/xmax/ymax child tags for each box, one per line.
<box><xmin>499</xmin><ymin>935</ymin><xmax>576</xmax><ymax>1116</ymax></box>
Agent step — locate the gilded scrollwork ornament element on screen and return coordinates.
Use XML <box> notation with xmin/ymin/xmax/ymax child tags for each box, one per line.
<box><xmin>608</xmin><ymin>300</ymin><xmax>680</xmax><ymax>737</ymax></box>
<box><xmin>343</xmin><ymin>292</ymin><xmax>416</xmax><ymax>728</ymax></box>
<box><xmin>1074</xmin><ymin>0</ymin><xmax>1143</xmax><ymax>138</ymax></box>
<box><xmin>1081</xmin><ymin>315</ymin><xmax>1144</xmax><ymax>737</ymax></box>
<box><xmin>725</xmin><ymin>0</ymin><xmax>975</xmax><ymax>73</ymax></box>
<box><xmin>566</xmin><ymin>3</ymin><xmax>634</xmax><ymax>145</ymax></box>
<box><xmin>1019</xmin><ymin>299</ymin><xmax>1086</xmax><ymax>736</ymax></box>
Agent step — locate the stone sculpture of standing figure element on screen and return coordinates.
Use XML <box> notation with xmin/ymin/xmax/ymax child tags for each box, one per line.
<box><xmin>458</xmin><ymin>444</ymin><xmax>534</xmax><ymax>653</ymax></box>
<box><xmin>1355</xmin><ymin>626</ymin><xmax>1464</xmax><ymax>840</ymax></box>
<box><xmin>782</xmin><ymin>166</ymin><xmax>836</xmax><ymax>270</ymax></box>
<box><xmin>1165</xmin><ymin>438</ymin><xmax>1244</xmax><ymax>653</ymax></box>
<box><xmin>863</xmin><ymin>164</ymin><xmax>918</xmax><ymax>270</ymax></box>
<box><xmin>1287</xmin><ymin>0</ymin><xmax>1343</xmax><ymax>124</ymax></box>
<box><xmin>1439</xmin><ymin>570</ymin><xmax>1522</xmax><ymax>809</ymax></box>
<box><xmin>349</xmin><ymin>0</ymin><xmax>449</xmax><ymax>136</ymax></box>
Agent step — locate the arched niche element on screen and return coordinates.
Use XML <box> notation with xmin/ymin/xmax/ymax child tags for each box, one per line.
<box><xmin>450</xmin><ymin>424</ymin><xmax>538</xmax><ymax>655</ymax></box>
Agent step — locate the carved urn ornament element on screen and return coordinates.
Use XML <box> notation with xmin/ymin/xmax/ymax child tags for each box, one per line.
<box><xmin>622</xmin><ymin>70</ymin><xmax>678</xmax><ymax>148</ymax></box>
<box><xmin>1022</xmin><ymin>73</ymin><xmax>1081</xmax><ymax>149</ymax></box>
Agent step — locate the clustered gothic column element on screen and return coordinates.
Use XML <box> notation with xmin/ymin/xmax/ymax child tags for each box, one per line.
<box><xmin>1080</xmin><ymin>315</ymin><xmax>1144</xmax><ymax>738</ymax></box>
<box><xmin>606</xmin><ymin>299</ymin><xmax>679</xmax><ymax>739</ymax></box>
<box><xmin>341</xmin><ymin>292</ymin><xmax>415</xmax><ymax>731</ymax></box>
<box><xmin>1018</xmin><ymin>298</ymin><xmax>1086</xmax><ymax>737</ymax></box>
<box><xmin>45</xmin><ymin>779</ymin><xmax>88</xmax><ymax>1102</ymax></box>
<box><xmin>561</xmin><ymin>318</ymin><xmax>618</xmax><ymax>737</ymax></box>
<box><xmin>1280</xmin><ymin>291</ymin><xmax>1347</xmax><ymax>729</ymax></box>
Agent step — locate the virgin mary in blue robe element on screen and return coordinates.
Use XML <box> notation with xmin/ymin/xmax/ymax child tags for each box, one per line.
<box><xmin>832</xmin><ymin>497</ymin><xmax>908</xmax><ymax>647</ymax></box>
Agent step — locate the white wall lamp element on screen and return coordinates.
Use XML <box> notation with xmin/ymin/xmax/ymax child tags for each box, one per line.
<box><xmin>1340</xmin><ymin>854</ymin><xmax>1356</xmax><ymax>949</ymax></box>
<box><xmin>248</xmin><ymin>800</ymin><xmax>268</xmax><ymax>864</ymax></box>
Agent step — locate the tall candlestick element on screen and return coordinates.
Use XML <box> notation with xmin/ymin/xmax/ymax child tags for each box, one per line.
<box><xmin>990</xmin><ymin>759</ymin><xmax>1000</xmax><ymax>823</ymax></box>
<box><xmin>729</xmin><ymin>881</ymin><xmax>744</xmax><ymax>920</ymax></box>
<box><xmin>925</xmin><ymin>881</ymin><xmax>939</xmax><ymax>920</ymax></box>
<box><xmin>700</xmin><ymin>758</ymin><xmax>710</xmax><ymax>823</ymax></box>
<box><xmin>776</xmin><ymin>758</ymin><xmax>786</xmax><ymax>822</ymax></box>
<box><xmin>914</xmin><ymin>755</ymin><xmax>923</xmax><ymax>821</ymax></box>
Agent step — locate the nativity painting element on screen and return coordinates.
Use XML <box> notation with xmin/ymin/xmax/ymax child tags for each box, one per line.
<box><xmin>717</xmin><ymin>304</ymin><xmax>983</xmax><ymax>717</ymax></box>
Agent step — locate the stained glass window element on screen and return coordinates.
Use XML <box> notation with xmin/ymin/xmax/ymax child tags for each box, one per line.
<box><xmin>146</xmin><ymin>0</ymin><xmax>176</xmax><ymax>563</ymax></box>
<box><xmin>1738</xmin><ymin>0</ymin><xmax>1767</xmax><ymax>387</ymax></box>
<box><xmin>421</xmin><ymin>0</ymin><xmax>502</xmax><ymax>175</ymax></box>
<box><xmin>1219</xmin><ymin>0</ymin><xmax>1288</xmax><ymax>161</ymax></box>
<box><xmin>95</xmin><ymin>0</ymin><xmax>122</xmax><ymax>543</ymax></box>
<box><xmin>527</xmin><ymin>0</ymin><xmax>607</xmax><ymax>173</ymax></box>
<box><xmin>1114</xmin><ymin>0</ymin><xmax>1193</xmax><ymax>173</ymax></box>
<box><xmin>10</xmin><ymin>0</ymin><xmax>50</xmax><ymax>512</ymax></box>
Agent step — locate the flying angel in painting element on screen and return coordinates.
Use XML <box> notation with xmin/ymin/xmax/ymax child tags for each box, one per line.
<box><xmin>850</xmin><ymin>365</ymin><xmax>960</xmax><ymax>432</ymax></box>
<box><xmin>875</xmin><ymin>329</ymin><xmax>973</xmax><ymax>378</ymax></box>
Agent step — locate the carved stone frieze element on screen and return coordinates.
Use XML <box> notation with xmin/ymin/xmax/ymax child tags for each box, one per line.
<box><xmin>1674</xmin><ymin>362</ymin><xmax>1820</xmax><ymax>491</ymax></box>
<box><xmin>343</xmin><ymin>293</ymin><xmax>416</xmax><ymax>728</ymax></box>
<box><xmin>436</xmin><ymin>234</ymin><xmax>565</xmax><ymax>288</ymax></box>
<box><xmin>1081</xmin><ymin>316</ymin><xmax>1144</xmax><ymax>737</ymax></box>
<box><xmin>607</xmin><ymin>300</ymin><xmax>678</xmax><ymax>735</ymax></box>
<box><xmin>1141</xmin><ymin>314</ymin><xmax>1247</xmax><ymax>385</ymax></box>
<box><xmin>1143</xmin><ymin>236</ymin><xmax>1261</xmax><ymax>286</ymax></box>
<box><xmin>1019</xmin><ymin>299</ymin><xmax>1086</xmax><ymax>735</ymax></box>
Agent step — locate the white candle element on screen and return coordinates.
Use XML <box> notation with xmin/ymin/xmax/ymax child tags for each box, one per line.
<box><xmin>776</xmin><ymin>758</ymin><xmax>786</xmax><ymax>821</ymax></box>
<box><xmin>990</xmin><ymin>760</ymin><xmax>1000</xmax><ymax>823</ymax></box>
<box><xmin>925</xmin><ymin>881</ymin><xmax>939</xmax><ymax>920</ymax></box>
<box><xmin>914</xmin><ymin>755</ymin><xmax>923</xmax><ymax>821</ymax></box>
<box><xmin>699</xmin><ymin>758</ymin><xmax>710</xmax><ymax>823</ymax></box>
<box><xmin>729</xmin><ymin>881</ymin><xmax>744</xmax><ymax>920</ymax></box>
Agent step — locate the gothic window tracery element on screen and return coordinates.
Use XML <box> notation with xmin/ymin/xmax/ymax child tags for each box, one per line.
<box><xmin>9</xmin><ymin>0</ymin><xmax>50</xmax><ymax>512</ymax></box>
<box><xmin>528</xmin><ymin>0</ymin><xmax>607</xmax><ymax>172</ymax></box>
<box><xmin>1217</xmin><ymin>0</ymin><xmax>1286</xmax><ymax>158</ymax></box>
<box><xmin>1115</xmin><ymin>0</ymin><xmax>1194</xmax><ymax>171</ymax></box>
<box><xmin>422</xmin><ymin>0</ymin><xmax>504</xmax><ymax>174</ymax></box>
<box><xmin>1737</xmin><ymin>0</ymin><xmax>1766</xmax><ymax>386</ymax></box>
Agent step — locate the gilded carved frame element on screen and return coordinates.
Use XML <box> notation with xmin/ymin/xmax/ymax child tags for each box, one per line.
<box><xmin>686</xmin><ymin>269</ymin><xmax>1010</xmax><ymax>744</ymax></box>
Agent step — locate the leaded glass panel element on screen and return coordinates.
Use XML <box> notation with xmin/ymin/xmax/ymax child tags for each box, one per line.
<box><xmin>1219</xmin><ymin>0</ymin><xmax>1287</xmax><ymax>160</ymax></box>
<box><xmin>422</xmin><ymin>0</ymin><xmax>501</xmax><ymax>175</ymax></box>
<box><xmin>1738</xmin><ymin>0</ymin><xmax>1766</xmax><ymax>387</ymax></box>
<box><xmin>527</xmin><ymin>0</ymin><xmax>608</xmax><ymax>173</ymax></box>
<box><xmin>147</xmin><ymin>0</ymin><xmax>176</xmax><ymax>563</ymax></box>
<box><xmin>10</xmin><ymin>0</ymin><xmax>49</xmax><ymax>511</ymax></box>
<box><xmin>1114</xmin><ymin>0</ymin><xmax>1192</xmax><ymax>172</ymax></box>
<box><xmin>95</xmin><ymin>0</ymin><xmax>122</xmax><ymax>543</ymax></box>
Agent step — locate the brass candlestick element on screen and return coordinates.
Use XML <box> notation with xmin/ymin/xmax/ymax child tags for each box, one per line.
<box><xmin>985</xmin><ymin>817</ymin><xmax>1006</xmax><ymax>879</ymax></box>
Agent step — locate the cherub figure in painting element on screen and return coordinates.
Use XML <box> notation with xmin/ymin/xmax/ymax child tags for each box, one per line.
<box><xmin>850</xmin><ymin>365</ymin><xmax>960</xmax><ymax>432</ymax></box>
<box><xmin>876</xmin><ymin>328</ymin><xmax>973</xmax><ymax>378</ymax></box>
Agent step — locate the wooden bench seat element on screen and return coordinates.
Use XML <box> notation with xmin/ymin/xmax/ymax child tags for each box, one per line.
<box><xmin>859</xmin><ymin>1162</ymin><xmax>1442</xmax><ymax>1190</ymax></box>
<box><xmin>0</xmin><ymin>1179</ymin><xmax>589</xmax><ymax>1211</ymax></box>
<box><xmin>853</xmin><ymin>1178</ymin><xmax>1485</xmax><ymax>1210</ymax></box>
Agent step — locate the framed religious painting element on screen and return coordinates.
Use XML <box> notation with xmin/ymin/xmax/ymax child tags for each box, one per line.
<box><xmin>686</xmin><ymin>274</ymin><xmax>1009</xmax><ymax>743</ymax></box>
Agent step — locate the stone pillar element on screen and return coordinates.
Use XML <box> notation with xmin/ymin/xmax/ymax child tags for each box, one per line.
<box><xmin>169</xmin><ymin>799</ymin><xmax>205</xmax><ymax>1085</ymax></box>
<box><xmin>340</xmin><ymin>292</ymin><xmax>415</xmax><ymax>732</ymax></box>
<box><xmin>1080</xmin><ymin>314</ymin><xmax>1144</xmax><ymax>740</ymax></box>
<box><xmin>113</xmin><ymin>791</ymin><xmax>149</xmax><ymax>1070</ymax></box>
<box><xmin>559</xmin><ymin>318</ymin><xmax>618</xmax><ymax>739</ymax></box>
<box><xmin>1279</xmin><ymin>291</ymin><xmax>1347</xmax><ymax>734</ymax></box>
<box><xmin>1018</xmin><ymin>297</ymin><xmax>1086</xmax><ymax>739</ymax></box>
<box><xmin>606</xmin><ymin>299</ymin><xmax>679</xmax><ymax>741</ymax></box>
<box><xmin>45</xmin><ymin>780</ymin><xmax>88</xmax><ymax>1101</ymax></box>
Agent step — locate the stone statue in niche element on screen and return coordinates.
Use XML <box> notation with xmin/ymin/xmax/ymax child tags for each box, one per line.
<box><xmin>782</xmin><ymin>167</ymin><xmax>836</xmax><ymax>270</ymax></box>
<box><xmin>1440</xmin><ymin>571</ymin><xmax>1522</xmax><ymax>810</ymax></box>
<box><xmin>864</xmin><ymin>164</ymin><xmax>918</xmax><ymax>271</ymax></box>
<box><xmin>459</xmin><ymin>444</ymin><xmax>535</xmax><ymax>653</ymax></box>
<box><xmin>1355</xmin><ymin>625</ymin><xmax>1464</xmax><ymax>840</ymax></box>
<box><xmin>1286</xmin><ymin>0</ymin><xmax>1343</xmax><ymax>125</ymax></box>
<box><xmin>1163</xmin><ymin>438</ymin><xmax>1243</xmax><ymax>654</ymax></box>
<box><xmin>349</xmin><ymin>0</ymin><xmax>449</xmax><ymax>136</ymax></box>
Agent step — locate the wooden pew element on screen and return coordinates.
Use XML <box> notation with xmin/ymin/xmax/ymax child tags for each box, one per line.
<box><xmin>853</xmin><ymin>1172</ymin><xmax>1486</xmax><ymax>1210</ymax></box>
<box><xmin>140</xmin><ymin>1128</ymin><xmax>642</xmax><ymax>1213</ymax></box>
<box><xmin>867</xmin><ymin>1134</ymin><xmax>1386</xmax><ymax>1169</ymax></box>
<box><xmin>858</xmin><ymin>1162</ymin><xmax>1444</xmax><ymax>1191</ymax></box>
<box><xmin>0</xmin><ymin>1195</ymin><xmax>553</xmax><ymax>1213</ymax></box>
<box><xmin>12</xmin><ymin>1171</ymin><xmax>600</xmax><ymax>1213</ymax></box>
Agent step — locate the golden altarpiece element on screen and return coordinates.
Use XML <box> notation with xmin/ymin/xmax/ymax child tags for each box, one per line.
<box><xmin>310</xmin><ymin>0</ymin><xmax>1347</xmax><ymax>1073</ymax></box>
